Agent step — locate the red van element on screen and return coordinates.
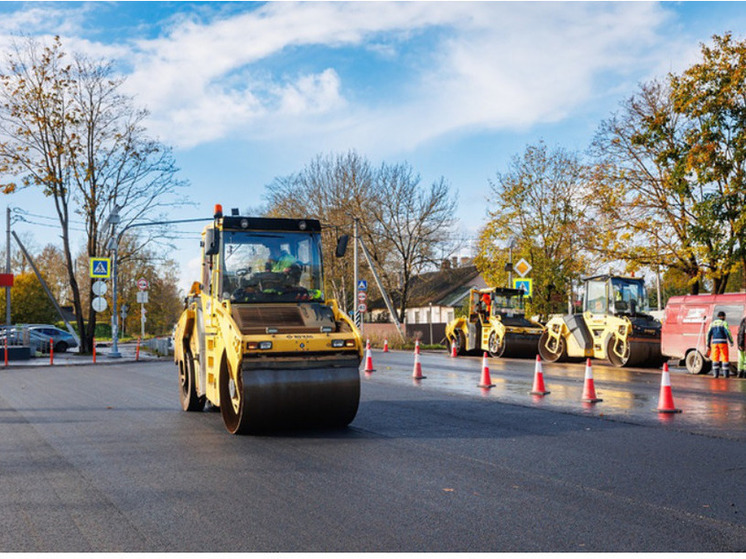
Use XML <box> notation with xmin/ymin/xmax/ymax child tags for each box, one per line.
<box><xmin>661</xmin><ymin>293</ymin><xmax>745</xmax><ymax>374</ymax></box>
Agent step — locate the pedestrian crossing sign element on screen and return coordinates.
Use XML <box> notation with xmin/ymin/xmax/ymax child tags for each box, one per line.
<box><xmin>513</xmin><ymin>278</ymin><xmax>532</xmax><ymax>297</ymax></box>
<box><xmin>90</xmin><ymin>257</ymin><xmax>111</xmax><ymax>279</ymax></box>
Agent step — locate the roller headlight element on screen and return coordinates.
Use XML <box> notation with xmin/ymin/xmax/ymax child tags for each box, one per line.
<box><xmin>247</xmin><ymin>341</ymin><xmax>273</xmax><ymax>350</ymax></box>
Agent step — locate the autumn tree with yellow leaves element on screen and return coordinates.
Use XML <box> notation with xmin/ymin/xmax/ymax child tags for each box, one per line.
<box><xmin>476</xmin><ymin>141</ymin><xmax>591</xmax><ymax>320</ymax></box>
<box><xmin>589</xmin><ymin>33</ymin><xmax>746</xmax><ymax>294</ymax></box>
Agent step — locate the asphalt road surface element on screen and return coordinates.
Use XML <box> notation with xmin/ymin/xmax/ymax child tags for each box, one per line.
<box><xmin>0</xmin><ymin>352</ymin><xmax>744</xmax><ymax>552</ymax></box>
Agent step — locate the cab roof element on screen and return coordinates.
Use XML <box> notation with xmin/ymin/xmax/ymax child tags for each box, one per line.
<box><xmin>212</xmin><ymin>216</ymin><xmax>322</xmax><ymax>233</ymax></box>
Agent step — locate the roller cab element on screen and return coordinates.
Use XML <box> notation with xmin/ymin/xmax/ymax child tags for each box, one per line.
<box><xmin>174</xmin><ymin>207</ymin><xmax>362</xmax><ymax>434</ymax></box>
<box><xmin>445</xmin><ymin>287</ymin><xmax>543</xmax><ymax>358</ymax></box>
<box><xmin>539</xmin><ymin>275</ymin><xmax>663</xmax><ymax>368</ymax></box>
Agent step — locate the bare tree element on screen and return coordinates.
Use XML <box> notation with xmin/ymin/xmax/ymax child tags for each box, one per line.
<box><xmin>265</xmin><ymin>153</ymin><xmax>457</xmax><ymax>321</ymax></box>
<box><xmin>369</xmin><ymin>162</ymin><xmax>457</xmax><ymax>323</ymax></box>
<box><xmin>0</xmin><ymin>36</ymin><xmax>186</xmax><ymax>351</ymax></box>
<box><xmin>265</xmin><ymin>150</ymin><xmax>377</xmax><ymax>312</ymax></box>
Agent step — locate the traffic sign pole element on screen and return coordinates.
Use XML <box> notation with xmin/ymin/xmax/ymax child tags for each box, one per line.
<box><xmin>141</xmin><ymin>304</ymin><xmax>146</xmax><ymax>338</ymax></box>
<box><xmin>353</xmin><ymin>218</ymin><xmax>361</xmax><ymax>334</ymax></box>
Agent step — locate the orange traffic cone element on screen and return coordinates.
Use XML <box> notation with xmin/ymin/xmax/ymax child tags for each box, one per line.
<box><xmin>383</xmin><ymin>339</ymin><xmax>389</xmax><ymax>352</ymax></box>
<box><xmin>656</xmin><ymin>363</ymin><xmax>681</xmax><ymax>414</ymax></box>
<box><xmin>530</xmin><ymin>355</ymin><xmax>550</xmax><ymax>395</ymax></box>
<box><xmin>581</xmin><ymin>358</ymin><xmax>602</xmax><ymax>403</ymax></box>
<box><xmin>451</xmin><ymin>341</ymin><xmax>458</xmax><ymax>358</ymax></box>
<box><xmin>412</xmin><ymin>340</ymin><xmax>426</xmax><ymax>380</ymax></box>
<box><xmin>364</xmin><ymin>339</ymin><xmax>375</xmax><ymax>374</ymax></box>
<box><xmin>478</xmin><ymin>352</ymin><xmax>495</xmax><ymax>388</ymax></box>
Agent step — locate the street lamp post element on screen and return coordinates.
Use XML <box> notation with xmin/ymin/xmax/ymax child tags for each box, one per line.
<box><xmin>6</xmin><ymin>207</ymin><xmax>11</xmax><ymax>330</ymax></box>
<box><xmin>103</xmin><ymin>213</ymin><xmax>213</xmax><ymax>359</ymax></box>
<box><xmin>106</xmin><ymin>206</ymin><xmax>122</xmax><ymax>358</ymax></box>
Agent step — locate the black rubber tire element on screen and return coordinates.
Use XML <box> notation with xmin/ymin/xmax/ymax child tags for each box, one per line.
<box><xmin>538</xmin><ymin>330</ymin><xmax>566</xmax><ymax>363</ymax></box>
<box><xmin>685</xmin><ymin>350</ymin><xmax>711</xmax><ymax>375</ymax></box>
<box><xmin>219</xmin><ymin>356</ymin><xmax>246</xmax><ymax>434</ymax></box>
<box><xmin>179</xmin><ymin>349</ymin><xmax>205</xmax><ymax>412</ymax></box>
<box><xmin>455</xmin><ymin>330</ymin><xmax>467</xmax><ymax>356</ymax></box>
<box><xmin>488</xmin><ymin>330</ymin><xmax>505</xmax><ymax>358</ymax></box>
<box><xmin>606</xmin><ymin>336</ymin><xmax>630</xmax><ymax>367</ymax></box>
<box><xmin>54</xmin><ymin>341</ymin><xmax>68</xmax><ymax>353</ymax></box>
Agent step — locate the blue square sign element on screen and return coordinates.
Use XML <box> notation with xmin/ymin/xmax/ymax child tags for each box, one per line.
<box><xmin>90</xmin><ymin>257</ymin><xmax>111</xmax><ymax>278</ymax></box>
<box><xmin>513</xmin><ymin>278</ymin><xmax>532</xmax><ymax>297</ymax></box>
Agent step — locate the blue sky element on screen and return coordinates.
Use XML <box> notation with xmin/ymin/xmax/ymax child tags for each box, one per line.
<box><xmin>1</xmin><ymin>1</ymin><xmax>745</xmax><ymax>291</ymax></box>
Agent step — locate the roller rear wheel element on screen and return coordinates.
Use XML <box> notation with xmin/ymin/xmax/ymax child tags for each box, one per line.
<box><xmin>606</xmin><ymin>336</ymin><xmax>630</xmax><ymax>367</ymax></box>
<box><xmin>220</xmin><ymin>357</ymin><xmax>246</xmax><ymax>434</ymax></box>
<box><xmin>538</xmin><ymin>330</ymin><xmax>566</xmax><ymax>362</ymax></box>
<box><xmin>488</xmin><ymin>331</ymin><xmax>505</xmax><ymax>358</ymax></box>
<box><xmin>179</xmin><ymin>349</ymin><xmax>205</xmax><ymax>412</ymax></box>
<box><xmin>454</xmin><ymin>330</ymin><xmax>467</xmax><ymax>356</ymax></box>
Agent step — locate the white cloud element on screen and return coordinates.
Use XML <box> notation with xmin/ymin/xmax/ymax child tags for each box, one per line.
<box><xmin>1</xmin><ymin>2</ymin><xmax>676</xmax><ymax>154</ymax></box>
<box><xmin>118</xmin><ymin>2</ymin><xmax>471</xmax><ymax>147</ymax></box>
<box><xmin>0</xmin><ymin>5</ymin><xmax>88</xmax><ymax>36</ymax></box>
<box><xmin>275</xmin><ymin>69</ymin><xmax>344</xmax><ymax>115</ymax></box>
<box><xmin>375</xmin><ymin>2</ymin><xmax>673</xmax><ymax>149</ymax></box>
<box><xmin>114</xmin><ymin>2</ymin><xmax>675</xmax><ymax>152</ymax></box>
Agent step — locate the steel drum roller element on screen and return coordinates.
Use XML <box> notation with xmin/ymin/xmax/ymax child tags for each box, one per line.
<box><xmin>500</xmin><ymin>333</ymin><xmax>542</xmax><ymax>358</ymax></box>
<box><xmin>222</xmin><ymin>356</ymin><xmax>361</xmax><ymax>434</ymax></box>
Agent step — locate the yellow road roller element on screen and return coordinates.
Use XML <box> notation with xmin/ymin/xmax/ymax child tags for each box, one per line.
<box><xmin>173</xmin><ymin>206</ymin><xmax>363</xmax><ymax>434</ymax></box>
<box><xmin>538</xmin><ymin>275</ymin><xmax>663</xmax><ymax>368</ymax></box>
<box><xmin>445</xmin><ymin>287</ymin><xmax>544</xmax><ymax>358</ymax></box>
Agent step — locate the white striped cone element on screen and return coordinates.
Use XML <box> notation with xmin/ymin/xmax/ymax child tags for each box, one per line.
<box><xmin>581</xmin><ymin>358</ymin><xmax>602</xmax><ymax>403</ymax></box>
<box><xmin>657</xmin><ymin>363</ymin><xmax>681</xmax><ymax>413</ymax></box>
<box><xmin>383</xmin><ymin>339</ymin><xmax>389</xmax><ymax>352</ymax></box>
<box><xmin>478</xmin><ymin>352</ymin><xmax>495</xmax><ymax>388</ymax></box>
<box><xmin>364</xmin><ymin>342</ymin><xmax>375</xmax><ymax>374</ymax></box>
<box><xmin>530</xmin><ymin>354</ymin><xmax>550</xmax><ymax>395</ymax></box>
<box><xmin>412</xmin><ymin>345</ymin><xmax>426</xmax><ymax>379</ymax></box>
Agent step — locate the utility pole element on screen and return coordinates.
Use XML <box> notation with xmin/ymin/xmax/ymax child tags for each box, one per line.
<box><xmin>358</xmin><ymin>237</ymin><xmax>405</xmax><ymax>342</ymax></box>
<box><xmin>506</xmin><ymin>236</ymin><xmax>516</xmax><ymax>288</ymax></box>
<box><xmin>656</xmin><ymin>266</ymin><xmax>662</xmax><ymax>311</ymax></box>
<box><xmin>428</xmin><ymin>302</ymin><xmax>433</xmax><ymax>345</ymax></box>
<box><xmin>12</xmin><ymin>232</ymin><xmax>79</xmax><ymax>343</ymax></box>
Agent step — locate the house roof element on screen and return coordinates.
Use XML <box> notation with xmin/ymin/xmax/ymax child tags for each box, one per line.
<box><xmin>367</xmin><ymin>264</ymin><xmax>486</xmax><ymax>310</ymax></box>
